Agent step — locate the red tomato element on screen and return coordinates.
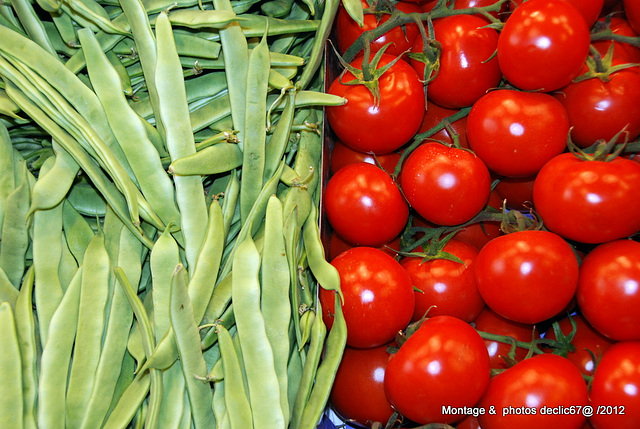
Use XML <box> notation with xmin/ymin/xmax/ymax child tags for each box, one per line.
<box><xmin>623</xmin><ymin>0</ymin><xmax>640</xmax><ymax>33</ymax></box>
<box><xmin>589</xmin><ymin>341</ymin><xmax>640</xmax><ymax>429</ymax></box>
<box><xmin>401</xmin><ymin>239</ymin><xmax>485</xmax><ymax>323</ymax></box>
<box><xmin>477</xmin><ymin>354</ymin><xmax>589</xmax><ymax>429</ymax></box>
<box><xmin>329</xmin><ymin>344</ymin><xmax>394</xmax><ymax>426</ymax></box>
<box><xmin>384</xmin><ymin>315</ymin><xmax>491</xmax><ymax>425</ymax></box>
<box><xmin>466</xmin><ymin>89</ymin><xmax>570</xmax><ymax>177</ymax></box>
<box><xmin>576</xmin><ymin>239</ymin><xmax>640</xmax><ymax>341</ymax></box>
<box><xmin>533</xmin><ymin>153</ymin><xmax>640</xmax><ymax>244</ymax></box>
<box><xmin>417</xmin><ymin>102</ymin><xmax>469</xmax><ymax>148</ymax></box>
<box><xmin>319</xmin><ymin>247</ymin><xmax>415</xmax><ymax>348</ymax></box>
<box><xmin>326</xmin><ymin>53</ymin><xmax>425</xmax><ymax>154</ymax></box>
<box><xmin>335</xmin><ymin>0</ymin><xmax>422</xmax><ymax>57</ymax></box>
<box><xmin>511</xmin><ymin>0</ymin><xmax>604</xmax><ymax>27</ymax></box>
<box><xmin>555</xmin><ymin>63</ymin><xmax>640</xmax><ymax>148</ymax></box>
<box><xmin>399</xmin><ymin>142</ymin><xmax>491</xmax><ymax>226</ymax></box>
<box><xmin>329</xmin><ymin>140</ymin><xmax>400</xmax><ymax>175</ymax></box>
<box><xmin>324</xmin><ymin>162</ymin><xmax>409</xmax><ymax>247</ymax></box>
<box><xmin>473</xmin><ymin>307</ymin><xmax>539</xmax><ymax>370</ymax></box>
<box><xmin>592</xmin><ymin>17</ymin><xmax>640</xmax><ymax>63</ymax></box>
<box><xmin>411</xmin><ymin>14</ymin><xmax>501</xmax><ymax>108</ymax></box>
<box><xmin>498</xmin><ymin>0</ymin><xmax>591</xmax><ymax>91</ymax></box>
<box><xmin>456</xmin><ymin>415</ymin><xmax>482</xmax><ymax>429</ymax></box>
<box><xmin>495</xmin><ymin>175</ymin><xmax>536</xmax><ymax>210</ymax></box>
<box><xmin>475</xmin><ymin>230</ymin><xmax>580</xmax><ymax>324</ymax></box>
<box><xmin>544</xmin><ymin>314</ymin><xmax>614</xmax><ymax>375</ymax></box>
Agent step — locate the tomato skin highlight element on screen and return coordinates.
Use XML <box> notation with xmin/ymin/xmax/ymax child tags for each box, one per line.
<box><xmin>576</xmin><ymin>239</ymin><xmax>640</xmax><ymax>341</ymax></box>
<box><xmin>497</xmin><ymin>0</ymin><xmax>591</xmax><ymax>91</ymax></box>
<box><xmin>326</xmin><ymin>54</ymin><xmax>425</xmax><ymax>155</ymax></box>
<box><xmin>384</xmin><ymin>315</ymin><xmax>491</xmax><ymax>425</ymax></box>
<box><xmin>477</xmin><ymin>354</ymin><xmax>589</xmax><ymax>429</ymax></box>
<box><xmin>324</xmin><ymin>162</ymin><xmax>409</xmax><ymax>247</ymax></box>
<box><xmin>466</xmin><ymin>89</ymin><xmax>570</xmax><ymax>177</ymax></box>
<box><xmin>589</xmin><ymin>341</ymin><xmax>640</xmax><ymax>429</ymax></box>
<box><xmin>401</xmin><ymin>239</ymin><xmax>485</xmax><ymax>323</ymax></box>
<box><xmin>399</xmin><ymin>142</ymin><xmax>491</xmax><ymax>226</ymax></box>
<box><xmin>474</xmin><ymin>230</ymin><xmax>580</xmax><ymax>324</ymax></box>
<box><xmin>319</xmin><ymin>247</ymin><xmax>415</xmax><ymax>349</ymax></box>
<box><xmin>533</xmin><ymin>153</ymin><xmax>640</xmax><ymax>244</ymax></box>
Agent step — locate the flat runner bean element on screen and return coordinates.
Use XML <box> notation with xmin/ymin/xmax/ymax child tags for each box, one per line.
<box><xmin>0</xmin><ymin>302</ymin><xmax>23</xmax><ymax>428</ymax></box>
<box><xmin>232</xmin><ymin>234</ymin><xmax>286</xmax><ymax>429</ymax></box>
<box><xmin>14</xmin><ymin>266</ymin><xmax>37</xmax><ymax>429</ymax></box>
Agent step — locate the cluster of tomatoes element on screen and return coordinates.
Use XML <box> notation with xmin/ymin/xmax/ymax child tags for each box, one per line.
<box><xmin>319</xmin><ymin>0</ymin><xmax>640</xmax><ymax>428</ymax></box>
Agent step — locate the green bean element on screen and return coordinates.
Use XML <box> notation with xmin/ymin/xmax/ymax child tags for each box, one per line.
<box><xmin>0</xmin><ymin>159</ymin><xmax>30</xmax><ymax>288</ymax></box>
<box><xmin>3</xmin><ymin>56</ymin><xmax>145</xmax><ymax>227</ymax></box>
<box><xmin>59</xmin><ymin>0</ymin><xmax>128</xmax><ymax>35</ymax></box>
<box><xmin>174</xmin><ymin>32</ymin><xmax>222</xmax><ymax>59</ymax></box>
<box><xmin>220</xmin><ymin>160</ymin><xmax>285</xmax><ymax>279</ymax></box>
<box><xmin>0</xmin><ymin>26</ymin><xmax>133</xmax><ymax>167</ymax></box>
<box><xmin>169</xmin><ymin>264</ymin><xmax>216</xmax><ymax>428</ymax></box>
<box><xmin>151</xmin><ymin>224</ymin><xmax>181</xmax><ymax>343</ymax></box>
<box><xmin>216</xmin><ymin>323</ymin><xmax>252</xmax><ymax>429</ymax></box>
<box><xmin>0</xmin><ymin>302</ymin><xmax>23</xmax><ymax>428</ymax></box>
<box><xmin>158</xmin><ymin>362</ymin><xmax>187</xmax><ymax>429</ymax></box>
<box><xmin>102</xmin><ymin>371</ymin><xmax>152</xmax><ymax>429</ymax></box>
<box><xmin>0</xmin><ymin>268</ymin><xmax>18</xmax><ymax>308</ymax></box>
<box><xmin>184</xmin><ymin>71</ymin><xmax>229</xmax><ymax>104</ymax></box>
<box><xmin>289</xmin><ymin>300</ymin><xmax>326</xmax><ymax>429</ymax></box>
<box><xmin>80</xmin><ymin>225</ymin><xmax>141</xmax><ymax>429</ymax></box>
<box><xmin>2</xmin><ymin>80</ymin><xmax>153</xmax><ymax>246</ymax></box>
<box><xmin>34</xmin><ymin>0</ymin><xmax>60</xmax><ymax>13</ymax></box>
<box><xmin>261</xmin><ymin>195</ymin><xmax>292</xmax><ymax>422</ymax></box>
<box><xmin>32</xmin><ymin>177</ymin><xmax>65</xmax><ymax>345</ymax></box>
<box><xmin>240</xmin><ymin>32</ymin><xmax>270</xmax><ymax>223</ymax></box>
<box><xmin>261</xmin><ymin>0</ymin><xmax>294</xmax><ymax>18</ymax></box>
<box><xmin>264</xmin><ymin>87</ymin><xmax>295</xmax><ymax>180</ymax></box>
<box><xmin>62</xmin><ymin>200</ymin><xmax>95</xmax><ymax>263</ymax></box>
<box><xmin>106</xmin><ymin>50</ymin><xmax>134</xmax><ymax>96</ymax></box>
<box><xmin>138</xmin><ymin>326</ymin><xmax>178</xmax><ymax>373</ymax></box>
<box><xmin>298</xmin><ymin>308</ymin><xmax>315</xmax><ymax>351</ymax></box>
<box><xmin>295</xmin><ymin>0</ymin><xmax>340</xmax><ymax>90</ymax></box>
<box><xmin>65</xmin><ymin>231</ymin><xmax>111</xmax><ymax>427</ymax></box>
<box><xmin>28</xmin><ymin>140</ymin><xmax>80</xmax><ymax>215</ymax></box>
<box><xmin>113</xmin><ymin>267</ymin><xmax>163</xmax><ymax>429</ymax></box>
<box><xmin>186</xmin><ymin>199</ymin><xmax>224</xmax><ymax>325</ymax></box>
<box><xmin>166</xmin><ymin>9</ymin><xmax>240</xmax><ymax>29</ymax></box>
<box><xmin>168</xmin><ymin>142</ymin><xmax>243</xmax><ymax>176</ymax></box>
<box><xmin>37</xmin><ymin>266</ymin><xmax>82</xmax><ymax>429</ymax></box>
<box><xmin>14</xmin><ymin>266</ymin><xmax>36</xmax><ymax>429</ymax></box>
<box><xmin>212</xmin><ymin>0</ymin><xmax>249</xmax><ymax>143</ymax></box>
<box><xmin>155</xmin><ymin>11</ymin><xmax>208</xmax><ymax>271</ymax></box>
<box><xmin>221</xmin><ymin>170</ymin><xmax>240</xmax><ymax>240</ymax></box>
<box><xmin>232</xmin><ymin>234</ymin><xmax>286</xmax><ymax>428</ymax></box>
<box><xmin>188</xmin><ymin>92</ymin><xmax>232</xmax><ymax>133</ymax></box>
<box><xmin>303</xmin><ymin>204</ymin><xmax>342</xmax><ymax>297</ymax></box>
<box><xmin>0</xmin><ymin>88</ymin><xmax>22</xmax><ymax>120</ymax></box>
<box><xmin>0</xmin><ymin>121</ymin><xmax>13</xmax><ymax>239</ymax></box>
<box><xmin>212</xmin><ymin>378</ymin><xmax>226</xmax><ymax>425</ymax></box>
<box><xmin>12</xmin><ymin>0</ymin><xmax>57</xmax><ymax>56</ymax></box>
<box><xmin>50</xmin><ymin>10</ymin><xmax>78</xmax><ymax>48</ymax></box>
<box><xmin>200</xmin><ymin>271</ymin><xmax>232</xmax><ymax>335</ymax></box>
<box><xmin>63</xmin><ymin>14</ymin><xmax>129</xmax><ymax>73</ymax></box>
<box><xmin>297</xmin><ymin>293</ymin><xmax>347</xmax><ymax>429</ymax></box>
<box><xmin>286</xmin><ymin>340</ymin><xmax>304</xmax><ymax>419</ymax></box>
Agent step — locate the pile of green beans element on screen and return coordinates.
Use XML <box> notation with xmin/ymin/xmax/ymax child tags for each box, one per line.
<box><xmin>0</xmin><ymin>0</ymin><xmax>364</xmax><ymax>425</ymax></box>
